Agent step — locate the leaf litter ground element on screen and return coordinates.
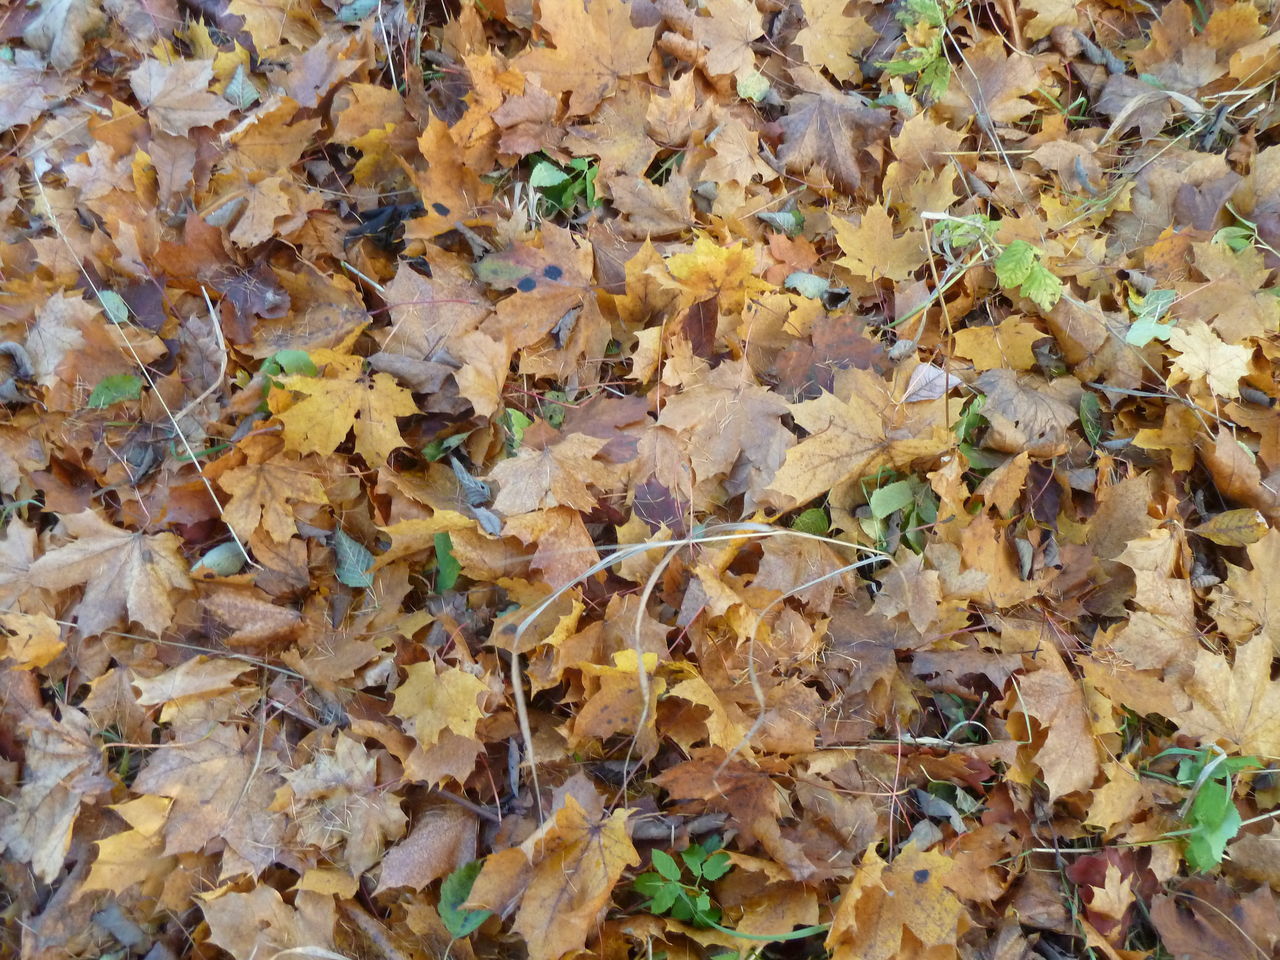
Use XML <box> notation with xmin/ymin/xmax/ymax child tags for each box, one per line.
<box><xmin>3</xmin><ymin>0</ymin><xmax>1280</xmax><ymax>958</ymax></box>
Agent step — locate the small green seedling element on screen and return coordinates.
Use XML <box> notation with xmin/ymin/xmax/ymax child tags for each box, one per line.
<box><xmin>878</xmin><ymin>0</ymin><xmax>955</xmax><ymax>102</ymax></box>
<box><xmin>633</xmin><ymin>837</ymin><xmax>732</xmax><ymax>927</ymax></box>
<box><xmin>1145</xmin><ymin>746</ymin><xmax>1261</xmax><ymax>872</ymax></box>
<box><xmin>993</xmin><ymin>240</ymin><xmax>1063</xmax><ymax>312</ymax></box>
<box><xmin>529</xmin><ymin>155</ymin><xmax>601</xmax><ymax>216</ymax></box>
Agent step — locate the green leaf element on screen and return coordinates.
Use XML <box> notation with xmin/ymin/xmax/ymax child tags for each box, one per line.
<box><xmin>1125</xmin><ymin>315</ymin><xmax>1176</xmax><ymax>346</ymax></box>
<box><xmin>192</xmin><ymin>542</ymin><xmax>247</xmax><ymax>577</ymax></box>
<box><xmin>424</xmin><ymin>433</ymin><xmax>469</xmax><ymax>462</ymax></box>
<box><xmin>1214</xmin><ymin>225</ymin><xmax>1255</xmax><ymax>253</ymax></box>
<box><xmin>736</xmin><ymin>70</ymin><xmax>770</xmax><ymax>102</ymax></box>
<box><xmin>334</xmin><ymin>529</ymin><xmax>375</xmax><ymax>589</ymax></box>
<box><xmin>541</xmin><ymin>390</ymin><xmax>569</xmax><ymax>429</ymax></box>
<box><xmin>97</xmin><ymin>290</ymin><xmax>130</xmax><ymax>324</ymax></box>
<box><xmin>1185</xmin><ymin>777</ymin><xmax>1242</xmax><ymax>872</ymax></box>
<box><xmin>918</xmin><ymin>57</ymin><xmax>951</xmax><ymax>100</ymax></box>
<box><xmin>682</xmin><ymin>844</ymin><xmax>707</xmax><ymax>875</ymax></box>
<box><xmin>933</xmin><ymin>214</ymin><xmax>991</xmax><ymax>251</ymax></box>
<box><xmin>791</xmin><ymin>507</ymin><xmax>829</xmax><ymax>535</ymax></box>
<box><xmin>650</xmin><ymin>883</ymin><xmax>680</xmax><ymax>915</ymax></box>
<box><xmin>652</xmin><ymin>849</ymin><xmax>682</xmax><ymax>882</ymax></box>
<box><xmin>1080</xmin><ymin>392</ymin><xmax>1102</xmax><ymax>448</ymax></box>
<box><xmin>271</xmin><ymin>349</ymin><xmax>317</xmax><ymax>377</ymax></box>
<box><xmin>434</xmin><ymin>532</ymin><xmax>461</xmax><ymax>591</ymax></box>
<box><xmin>633</xmin><ymin>872</ymin><xmax>665</xmax><ymax>897</ymax></box>
<box><xmin>440</xmin><ymin>861</ymin><xmax>493</xmax><ymax>939</ymax></box>
<box><xmin>224</xmin><ymin>64</ymin><xmax>260</xmax><ymax>108</ymax></box>
<box><xmin>869</xmin><ymin>479</ymin><xmax>916</xmax><ymax>520</ymax></box>
<box><xmin>756</xmin><ymin>209</ymin><xmax>804</xmax><ymax>235</ymax></box>
<box><xmin>530</xmin><ymin>161</ymin><xmax>571</xmax><ymax>190</ymax></box>
<box><xmin>1129</xmin><ymin>287</ymin><xmax>1176</xmax><ymax>321</ymax></box>
<box><xmin>502</xmin><ymin>408</ymin><xmax>533</xmax><ymax>451</ymax></box>
<box><xmin>1019</xmin><ymin>261</ymin><xmax>1063</xmax><ymax>312</ymax></box>
<box><xmin>337</xmin><ymin>0</ymin><xmax>378</xmax><ymax>20</ymax></box>
<box><xmin>1125</xmin><ymin>288</ymin><xmax>1177</xmax><ymax>345</ymax></box>
<box><xmin>671</xmin><ymin>896</ymin><xmax>693</xmax><ymax>922</ymax></box>
<box><xmin>994</xmin><ymin>239</ymin><xmax>1036</xmax><ymax>289</ymax></box>
<box><xmin>701</xmin><ymin>851</ymin><xmax>732</xmax><ymax>881</ymax></box>
<box><xmin>87</xmin><ymin>374</ymin><xmax>143</xmax><ymax>409</ymax></box>
<box><xmin>953</xmin><ymin>395</ymin><xmax>986</xmax><ymax>443</ymax></box>
<box><xmin>902</xmin><ymin>0</ymin><xmax>945</xmax><ymax>26</ymax></box>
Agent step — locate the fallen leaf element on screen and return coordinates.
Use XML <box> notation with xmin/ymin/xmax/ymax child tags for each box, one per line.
<box><xmin>489</xmin><ymin>432</ymin><xmax>619</xmax><ymax>516</ymax></box>
<box><xmin>777</xmin><ymin>80</ymin><xmax>891</xmax><ymax>195</ymax></box>
<box><xmin>1175</xmin><ymin>636</ymin><xmax>1280</xmax><ymax>757</ymax></box>
<box><xmin>514</xmin><ymin>0</ymin><xmax>654</xmax><ymax>115</ymax></box>
<box><xmin>392</xmin><ymin>660</ymin><xmax>489</xmax><ymax>749</ymax></box>
<box><xmin>129</xmin><ymin>59</ymin><xmax>235</xmax><ymax>136</ymax></box>
<box><xmin>272</xmin><ymin>362</ymin><xmax>417</xmax><ymax>465</ymax></box>
<box><xmin>827</xmin><ymin>844</ymin><xmax>970</xmax><ymax>960</ymax></box>
<box><xmin>28</xmin><ymin>510</ymin><xmax>192</xmax><ymax>637</ymax></box>
<box><xmin>832</xmin><ymin>203</ymin><xmax>927</xmax><ymax>283</ymax></box>
<box><xmin>795</xmin><ymin>0</ymin><xmax>875</xmax><ymax>82</ymax></box>
<box><xmin>0</xmin><ymin>707</ymin><xmax>111</xmax><ymax>883</ymax></box>
<box><xmin>1167</xmin><ymin>320</ymin><xmax>1251</xmax><ymax>398</ymax></box>
<box><xmin>1014</xmin><ymin>647</ymin><xmax>1101</xmax><ymax>801</ymax></box>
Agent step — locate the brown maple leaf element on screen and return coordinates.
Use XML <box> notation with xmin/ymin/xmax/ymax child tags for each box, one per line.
<box><xmin>218</xmin><ymin>455</ymin><xmax>329</xmax><ymax>544</ymax></box>
<box><xmin>514</xmin><ymin>0</ymin><xmax>655</xmax><ymax>116</ymax></box>
<box><xmin>657</xmin><ymin>359</ymin><xmax>793</xmax><ymax>509</ymax></box>
<box><xmin>129</xmin><ymin>59</ymin><xmax>235</xmax><ymax>136</ymax></box>
<box><xmin>0</xmin><ymin>706</ymin><xmax>111</xmax><ymax>882</ymax></box>
<box><xmin>488</xmin><ymin>432</ymin><xmax>621</xmax><ymax>516</ymax></box>
<box><xmin>777</xmin><ymin>76</ymin><xmax>890</xmax><ymax>196</ymax></box>
<box><xmin>131</xmin><ymin>722</ymin><xmax>286</xmax><ymax>875</ymax></box>
<box><xmin>470</xmin><ymin>791</ymin><xmax>639</xmax><ymax>960</ymax></box>
<box><xmin>28</xmin><ymin>510</ymin><xmax>192</xmax><ymax>637</ymax></box>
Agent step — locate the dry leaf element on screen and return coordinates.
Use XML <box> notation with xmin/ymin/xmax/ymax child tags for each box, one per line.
<box><xmin>28</xmin><ymin>510</ymin><xmax>192</xmax><ymax>637</ymax></box>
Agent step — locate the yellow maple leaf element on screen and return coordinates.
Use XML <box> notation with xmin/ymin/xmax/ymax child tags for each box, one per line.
<box><xmin>219</xmin><ymin>458</ymin><xmax>328</xmax><ymax>543</ymax></box>
<box><xmin>1175</xmin><ymin>637</ymin><xmax>1280</xmax><ymax>757</ymax></box>
<box><xmin>795</xmin><ymin>0</ymin><xmax>876</xmax><ymax>82</ymax></box>
<box><xmin>512</xmin><ymin>797</ymin><xmax>640</xmax><ymax>960</ymax></box>
<box><xmin>832</xmin><ymin>203</ymin><xmax>927</xmax><ymax>282</ymax></box>
<box><xmin>271</xmin><ymin>362</ymin><xmax>416</xmax><ymax>465</ymax></box>
<box><xmin>827</xmin><ymin>843</ymin><xmax>969</xmax><ymax>960</ymax></box>
<box><xmin>951</xmin><ymin>317</ymin><xmax>1044</xmax><ymax>372</ymax></box>
<box><xmin>392</xmin><ymin>660</ymin><xmax>489</xmax><ymax>749</ymax></box>
<box><xmin>1166</xmin><ymin>319</ymin><xmax>1251</xmax><ymax>398</ymax></box>
<box><xmin>513</xmin><ymin>0</ymin><xmax>654</xmax><ymax>115</ymax></box>
<box><xmin>80</xmin><ymin>796</ymin><xmax>174</xmax><ymax>897</ymax></box>
<box><xmin>0</xmin><ymin>611</ymin><xmax>64</xmax><ymax>669</ymax></box>
<box><xmin>662</xmin><ymin>235</ymin><xmax>770</xmax><ymax>313</ymax></box>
